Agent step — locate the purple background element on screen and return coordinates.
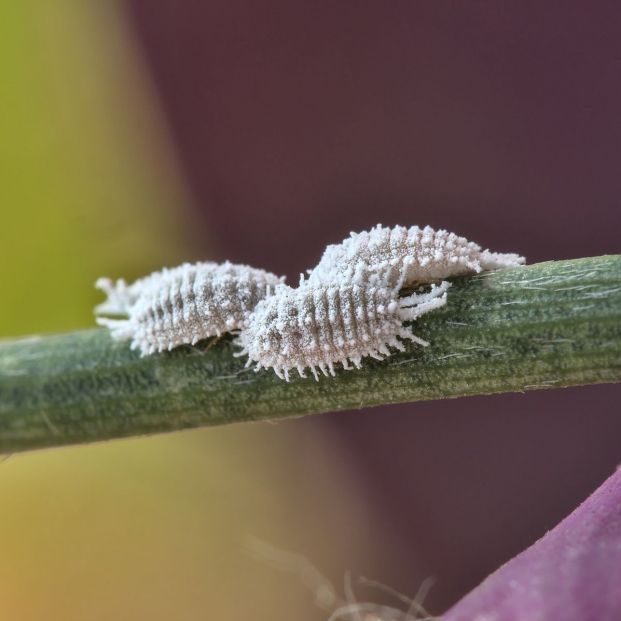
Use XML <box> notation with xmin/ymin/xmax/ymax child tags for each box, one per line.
<box><xmin>444</xmin><ymin>467</ymin><xmax>621</xmax><ymax>620</ymax></box>
<box><xmin>127</xmin><ymin>1</ymin><xmax>621</xmax><ymax>612</ymax></box>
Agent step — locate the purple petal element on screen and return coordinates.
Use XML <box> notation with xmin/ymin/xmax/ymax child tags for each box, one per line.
<box><xmin>443</xmin><ymin>468</ymin><xmax>621</xmax><ymax>621</ymax></box>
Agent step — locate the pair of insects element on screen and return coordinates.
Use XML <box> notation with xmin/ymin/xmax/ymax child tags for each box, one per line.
<box><xmin>96</xmin><ymin>224</ymin><xmax>524</xmax><ymax>380</ymax></box>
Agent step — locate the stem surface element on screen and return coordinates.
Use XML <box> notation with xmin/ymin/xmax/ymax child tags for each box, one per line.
<box><xmin>1</xmin><ymin>255</ymin><xmax>619</xmax><ymax>453</ymax></box>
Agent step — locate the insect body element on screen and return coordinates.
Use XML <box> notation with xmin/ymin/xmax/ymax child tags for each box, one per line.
<box><xmin>95</xmin><ymin>261</ymin><xmax>285</xmax><ymax>356</ymax></box>
<box><xmin>307</xmin><ymin>224</ymin><xmax>525</xmax><ymax>288</ymax></box>
<box><xmin>237</xmin><ymin>278</ymin><xmax>450</xmax><ymax>381</ymax></box>
<box><xmin>95</xmin><ymin>224</ymin><xmax>524</xmax><ymax>380</ymax></box>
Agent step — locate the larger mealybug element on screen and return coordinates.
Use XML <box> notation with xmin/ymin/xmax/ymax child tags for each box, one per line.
<box><xmin>236</xmin><ymin>278</ymin><xmax>450</xmax><ymax>381</ymax></box>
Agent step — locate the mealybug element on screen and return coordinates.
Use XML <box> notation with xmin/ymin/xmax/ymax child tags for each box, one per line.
<box><xmin>236</xmin><ymin>278</ymin><xmax>450</xmax><ymax>381</ymax></box>
<box><xmin>95</xmin><ymin>224</ymin><xmax>524</xmax><ymax>380</ymax></box>
<box><xmin>95</xmin><ymin>261</ymin><xmax>285</xmax><ymax>355</ymax></box>
<box><xmin>306</xmin><ymin>224</ymin><xmax>525</xmax><ymax>288</ymax></box>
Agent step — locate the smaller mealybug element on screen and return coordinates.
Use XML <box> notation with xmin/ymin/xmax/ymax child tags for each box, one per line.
<box><xmin>307</xmin><ymin>224</ymin><xmax>524</xmax><ymax>288</ymax></box>
<box><xmin>95</xmin><ymin>261</ymin><xmax>284</xmax><ymax>355</ymax></box>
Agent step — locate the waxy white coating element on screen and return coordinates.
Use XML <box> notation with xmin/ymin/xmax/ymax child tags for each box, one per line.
<box><xmin>95</xmin><ymin>224</ymin><xmax>525</xmax><ymax>379</ymax></box>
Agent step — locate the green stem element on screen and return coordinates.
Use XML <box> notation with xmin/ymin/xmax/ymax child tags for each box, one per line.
<box><xmin>1</xmin><ymin>255</ymin><xmax>620</xmax><ymax>453</ymax></box>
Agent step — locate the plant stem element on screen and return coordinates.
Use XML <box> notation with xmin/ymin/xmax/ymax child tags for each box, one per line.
<box><xmin>0</xmin><ymin>255</ymin><xmax>619</xmax><ymax>453</ymax></box>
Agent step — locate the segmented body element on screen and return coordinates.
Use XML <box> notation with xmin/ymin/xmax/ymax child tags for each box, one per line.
<box><xmin>95</xmin><ymin>261</ymin><xmax>284</xmax><ymax>355</ymax></box>
<box><xmin>237</xmin><ymin>279</ymin><xmax>450</xmax><ymax>381</ymax></box>
<box><xmin>306</xmin><ymin>224</ymin><xmax>524</xmax><ymax>288</ymax></box>
<box><xmin>95</xmin><ymin>224</ymin><xmax>525</xmax><ymax>379</ymax></box>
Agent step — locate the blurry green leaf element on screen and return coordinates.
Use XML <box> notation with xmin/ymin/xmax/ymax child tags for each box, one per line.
<box><xmin>0</xmin><ymin>0</ymin><xmax>201</xmax><ymax>337</ymax></box>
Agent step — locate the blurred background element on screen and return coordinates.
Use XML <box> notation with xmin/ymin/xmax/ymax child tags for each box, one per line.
<box><xmin>1</xmin><ymin>1</ymin><xmax>620</xmax><ymax>619</ymax></box>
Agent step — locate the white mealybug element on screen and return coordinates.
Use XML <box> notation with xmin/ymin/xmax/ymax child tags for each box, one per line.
<box><xmin>236</xmin><ymin>277</ymin><xmax>451</xmax><ymax>381</ymax></box>
<box><xmin>306</xmin><ymin>224</ymin><xmax>525</xmax><ymax>287</ymax></box>
<box><xmin>95</xmin><ymin>261</ymin><xmax>285</xmax><ymax>356</ymax></box>
<box><xmin>95</xmin><ymin>225</ymin><xmax>524</xmax><ymax>379</ymax></box>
